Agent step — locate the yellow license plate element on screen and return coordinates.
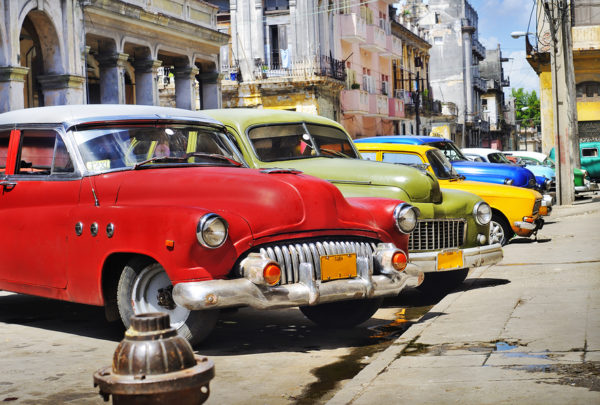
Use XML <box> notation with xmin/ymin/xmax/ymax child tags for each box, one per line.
<box><xmin>320</xmin><ymin>253</ymin><xmax>357</xmax><ymax>281</ymax></box>
<box><xmin>437</xmin><ymin>250</ymin><xmax>464</xmax><ymax>271</ymax></box>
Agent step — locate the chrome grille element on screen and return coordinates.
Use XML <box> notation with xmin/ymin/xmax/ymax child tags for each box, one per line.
<box><xmin>257</xmin><ymin>240</ymin><xmax>377</xmax><ymax>285</ymax></box>
<box><xmin>533</xmin><ymin>199</ymin><xmax>541</xmax><ymax>216</ymax></box>
<box><xmin>408</xmin><ymin>219</ymin><xmax>466</xmax><ymax>251</ymax></box>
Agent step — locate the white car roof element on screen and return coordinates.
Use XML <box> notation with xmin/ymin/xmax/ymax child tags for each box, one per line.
<box><xmin>0</xmin><ymin>104</ymin><xmax>222</xmax><ymax>128</ymax></box>
<box><xmin>462</xmin><ymin>147</ymin><xmax>503</xmax><ymax>157</ymax></box>
<box><xmin>504</xmin><ymin>150</ymin><xmax>548</xmax><ymax>162</ymax></box>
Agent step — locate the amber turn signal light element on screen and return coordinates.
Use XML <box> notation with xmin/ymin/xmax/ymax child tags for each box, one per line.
<box><xmin>263</xmin><ymin>264</ymin><xmax>281</xmax><ymax>286</ymax></box>
<box><xmin>391</xmin><ymin>251</ymin><xmax>408</xmax><ymax>271</ymax></box>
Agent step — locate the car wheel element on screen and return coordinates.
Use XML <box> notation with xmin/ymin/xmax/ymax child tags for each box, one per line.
<box><xmin>299</xmin><ymin>298</ymin><xmax>383</xmax><ymax>328</ymax></box>
<box><xmin>416</xmin><ymin>268</ymin><xmax>469</xmax><ymax>295</ymax></box>
<box><xmin>489</xmin><ymin>212</ymin><xmax>513</xmax><ymax>246</ymax></box>
<box><xmin>117</xmin><ymin>259</ymin><xmax>219</xmax><ymax>346</ymax></box>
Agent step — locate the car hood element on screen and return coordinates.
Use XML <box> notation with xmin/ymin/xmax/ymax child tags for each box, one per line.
<box><xmin>92</xmin><ymin>166</ymin><xmax>382</xmax><ymax>240</ymax></box>
<box><xmin>452</xmin><ymin>161</ymin><xmax>536</xmax><ymax>187</ymax></box>
<box><xmin>526</xmin><ymin>165</ymin><xmax>555</xmax><ymax>179</ymax></box>
<box><xmin>257</xmin><ymin>157</ymin><xmax>442</xmax><ymax>204</ymax></box>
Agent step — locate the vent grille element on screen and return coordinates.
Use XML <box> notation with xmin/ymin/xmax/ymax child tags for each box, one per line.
<box><xmin>255</xmin><ymin>240</ymin><xmax>378</xmax><ymax>285</ymax></box>
<box><xmin>533</xmin><ymin>199</ymin><xmax>541</xmax><ymax>216</ymax></box>
<box><xmin>408</xmin><ymin>219</ymin><xmax>466</xmax><ymax>251</ymax></box>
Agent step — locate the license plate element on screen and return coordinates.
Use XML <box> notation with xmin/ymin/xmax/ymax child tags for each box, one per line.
<box><xmin>320</xmin><ymin>253</ymin><xmax>357</xmax><ymax>281</ymax></box>
<box><xmin>437</xmin><ymin>250</ymin><xmax>464</xmax><ymax>271</ymax></box>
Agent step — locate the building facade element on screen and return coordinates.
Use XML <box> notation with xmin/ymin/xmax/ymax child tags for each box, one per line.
<box><xmin>406</xmin><ymin>0</ymin><xmax>488</xmax><ymax>147</ymax></box>
<box><xmin>525</xmin><ymin>0</ymin><xmax>600</xmax><ymax>152</ymax></box>
<box><xmin>479</xmin><ymin>45</ymin><xmax>514</xmax><ymax>150</ymax></box>
<box><xmin>1</xmin><ymin>0</ymin><xmax>227</xmax><ymax>113</ymax></box>
<box><xmin>212</xmin><ymin>0</ymin><xmax>441</xmax><ymax>139</ymax></box>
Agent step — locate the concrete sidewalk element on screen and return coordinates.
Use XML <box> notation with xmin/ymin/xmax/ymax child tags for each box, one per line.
<box><xmin>327</xmin><ymin>199</ymin><xmax>600</xmax><ymax>405</ymax></box>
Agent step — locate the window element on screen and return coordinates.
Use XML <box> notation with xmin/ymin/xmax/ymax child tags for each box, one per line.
<box><xmin>265</xmin><ymin>0</ymin><xmax>289</xmax><ymax>11</ymax></box>
<box><xmin>382</xmin><ymin>152</ymin><xmax>424</xmax><ymax>166</ymax></box>
<box><xmin>0</xmin><ymin>131</ymin><xmax>10</xmax><ymax>174</ymax></box>
<box><xmin>582</xmin><ymin>147</ymin><xmax>598</xmax><ymax>157</ymax></box>
<box><xmin>267</xmin><ymin>25</ymin><xmax>288</xmax><ymax>68</ymax></box>
<box><xmin>360</xmin><ymin>152</ymin><xmax>377</xmax><ymax>161</ymax></box>
<box><xmin>17</xmin><ymin>130</ymin><xmax>74</xmax><ymax>175</ymax></box>
<box><xmin>576</xmin><ymin>81</ymin><xmax>600</xmax><ymax>102</ymax></box>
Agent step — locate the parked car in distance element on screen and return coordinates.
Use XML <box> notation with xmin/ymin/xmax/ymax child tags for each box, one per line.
<box><xmin>355</xmin><ymin>142</ymin><xmax>548</xmax><ymax>245</ymax></box>
<box><xmin>354</xmin><ymin>136</ymin><xmax>540</xmax><ymax>191</ymax></box>
<box><xmin>462</xmin><ymin>147</ymin><xmax>554</xmax><ymax>192</ymax></box>
<box><xmin>509</xmin><ymin>150</ymin><xmax>598</xmax><ymax>194</ymax></box>
<box><xmin>0</xmin><ymin>105</ymin><xmax>421</xmax><ymax>345</ymax></box>
<box><xmin>579</xmin><ymin>142</ymin><xmax>600</xmax><ymax>183</ymax></box>
<box><xmin>203</xmin><ymin>109</ymin><xmax>503</xmax><ymax>293</ymax></box>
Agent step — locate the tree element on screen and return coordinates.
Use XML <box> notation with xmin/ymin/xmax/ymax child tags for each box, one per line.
<box><xmin>511</xmin><ymin>88</ymin><xmax>541</xmax><ymax>128</ymax></box>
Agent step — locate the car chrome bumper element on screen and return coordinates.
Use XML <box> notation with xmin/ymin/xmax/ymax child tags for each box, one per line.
<box><xmin>514</xmin><ymin>217</ymin><xmax>544</xmax><ymax>233</ymax></box>
<box><xmin>172</xmin><ymin>265</ymin><xmax>409</xmax><ymax>311</ymax></box>
<box><xmin>404</xmin><ymin>243</ymin><xmax>503</xmax><ymax>275</ymax></box>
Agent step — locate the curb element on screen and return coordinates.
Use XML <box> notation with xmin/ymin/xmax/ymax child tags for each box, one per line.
<box><xmin>326</xmin><ymin>265</ymin><xmax>489</xmax><ymax>405</ymax></box>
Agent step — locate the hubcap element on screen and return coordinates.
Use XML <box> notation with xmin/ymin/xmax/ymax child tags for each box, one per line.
<box><xmin>131</xmin><ymin>265</ymin><xmax>189</xmax><ymax>329</ymax></box>
<box><xmin>489</xmin><ymin>220</ymin><xmax>505</xmax><ymax>245</ymax></box>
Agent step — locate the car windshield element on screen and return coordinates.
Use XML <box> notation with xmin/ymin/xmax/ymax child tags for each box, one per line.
<box><xmin>542</xmin><ymin>157</ymin><xmax>555</xmax><ymax>168</ymax></box>
<box><xmin>488</xmin><ymin>152</ymin><xmax>511</xmax><ymax>164</ymax></box>
<box><xmin>73</xmin><ymin>123</ymin><xmax>243</xmax><ymax>174</ymax></box>
<box><xmin>426</xmin><ymin>149</ymin><xmax>461</xmax><ymax>180</ymax></box>
<box><xmin>427</xmin><ymin>141</ymin><xmax>467</xmax><ymax>162</ymax></box>
<box><xmin>247</xmin><ymin>123</ymin><xmax>359</xmax><ymax>161</ymax></box>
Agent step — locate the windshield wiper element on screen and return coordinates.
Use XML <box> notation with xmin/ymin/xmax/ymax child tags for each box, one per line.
<box><xmin>134</xmin><ymin>152</ymin><xmax>242</xmax><ymax>169</ymax></box>
<box><xmin>319</xmin><ymin>148</ymin><xmax>353</xmax><ymax>158</ymax></box>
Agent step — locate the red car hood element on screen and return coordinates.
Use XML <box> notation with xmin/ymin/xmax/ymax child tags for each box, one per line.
<box><xmin>92</xmin><ymin>166</ymin><xmax>384</xmax><ymax>240</ymax></box>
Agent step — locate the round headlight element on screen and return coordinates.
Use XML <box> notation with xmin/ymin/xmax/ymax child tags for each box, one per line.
<box><xmin>393</xmin><ymin>203</ymin><xmax>420</xmax><ymax>234</ymax></box>
<box><xmin>473</xmin><ymin>201</ymin><xmax>492</xmax><ymax>225</ymax></box>
<box><xmin>504</xmin><ymin>178</ymin><xmax>514</xmax><ymax>185</ymax></box>
<box><xmin>197</xmin><ymin>213</ymin><xmax>229</xmax><ymax>248</ymax></box>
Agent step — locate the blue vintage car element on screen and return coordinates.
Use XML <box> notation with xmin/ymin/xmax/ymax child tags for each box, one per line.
<box><xmin>355</xmin><ymin>136</ymin><xmax>540</xmax><ymax>190</ymax></box>
<box><xmin>464</xmin><ymin>148</ymin><xmax>555</xmax><ymax>191</ymax></box>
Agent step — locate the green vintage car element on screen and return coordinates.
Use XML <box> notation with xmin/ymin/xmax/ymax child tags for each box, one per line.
<box><xmin>204</xmin><ymin>109</ymin><xmax>503</xmax><ymax>292</ymax></box>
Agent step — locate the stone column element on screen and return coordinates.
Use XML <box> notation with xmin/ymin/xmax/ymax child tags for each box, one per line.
<box><xmin>0</xmin><ymin>66</ymin><xmax>29</xmax><ymax>112</ymax></box>
<box><xmin>174</xmin><ymin>65</ymin><xmax>200</xmax><ymax>110</ymax></box>
<box><xmin>97</xmin><ymin>52</ymin><xmax>129</xmax><ymax>104</ymax></box>
<box><xmin>37</xmin><ymin>74</ymin><xmax>85</xmax><ymax>106</ymax></box>
<box><xmin>133</xmin><ymin>59</ymin><xmax>162</xmax><ymax>105</ymax></box>
<box><xmin>197</xmin><ymin>72</ymin><xmax>222</xmax><ymax>109</ymax></box>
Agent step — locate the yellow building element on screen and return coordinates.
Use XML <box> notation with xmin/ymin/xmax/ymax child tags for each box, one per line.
<box><xmin>526</xmin><ymin>0</ymin><xmax>600</xmax><ymax>151</ymax></box>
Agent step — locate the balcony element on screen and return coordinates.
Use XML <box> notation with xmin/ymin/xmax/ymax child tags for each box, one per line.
<box><xmin>381</xmin><ymin>35</ymin><xmax>402</xmax><ymax>59</ymax></box>
<box><xmin>341</xmin><ymin>89</ymin><xmax>369</xmax><ymax>115</ymax></box>
<box><xmin>388</xmin><ymin>97</ymin><xmax>405</xmax><ymax>119</ymax></box>
<box><xmin>472</xmin><ymin>39</ymin><xmax>486</xmax><ymax>60</ymax></box>
<box><xmin>360</xmin><ymin>24</ymin><xmax>387</xmax><ymax>53</ymax></box>
<box><xmin>367</xmin><ymin>94</ymin><xmax>389</xmax><ymax>117</ymax></box>
<box><xmin>338</xmin><ymin>13</ymin><xmax>367</xmax><ymax>43</ymax></box>
<box><xmin>473</xmin><ymin>77</ymin><xmax>487</xmax><ymax>92</ymax></box>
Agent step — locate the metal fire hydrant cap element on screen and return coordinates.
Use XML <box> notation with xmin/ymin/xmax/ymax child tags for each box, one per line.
<box><xmin>93</xmin><ymin>313</ymin><xmax>214</xmax><ymax>404</ymax></box>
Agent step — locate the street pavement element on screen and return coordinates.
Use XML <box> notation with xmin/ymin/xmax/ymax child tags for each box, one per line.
<box><xmin>327</xmin><ymin>196</ymin><xmax>600</xmax><ymax>405</ymax></box>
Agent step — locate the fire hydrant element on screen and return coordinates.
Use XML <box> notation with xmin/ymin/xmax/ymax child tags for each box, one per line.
<box><xmin>93</xmin><ymin>313</ymin><xmax>214</xmax><ymax>404</ymax></box>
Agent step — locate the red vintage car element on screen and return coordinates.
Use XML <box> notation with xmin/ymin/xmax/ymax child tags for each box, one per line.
<box><xmin>0</xmin><ymin>105</ymin><xmax>418</xmax><ymax>345</ymax></box>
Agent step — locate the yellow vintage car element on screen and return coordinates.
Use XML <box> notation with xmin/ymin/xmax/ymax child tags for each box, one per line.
<box><xmin>356</xmin><ymin>142</ymin><xmax>545</xmax><ymax>245</ymax></box>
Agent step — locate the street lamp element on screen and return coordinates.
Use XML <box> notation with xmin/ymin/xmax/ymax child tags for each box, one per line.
<box><xmin>510</xmin><ymin>31</ymin><xmax>534</xmax><ymax>39</ymax></box>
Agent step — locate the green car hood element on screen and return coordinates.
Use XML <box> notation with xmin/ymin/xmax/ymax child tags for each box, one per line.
<box><xmin>257</xmin><ymin>157</ymin><xmax>442</xmax><ymax>204</ymax></box>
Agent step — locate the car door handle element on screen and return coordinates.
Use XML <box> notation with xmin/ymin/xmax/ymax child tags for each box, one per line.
<box><xmin>0</xmin><ymin>180</ymin><xmax>17</xmax><ymax>190</ymax></box>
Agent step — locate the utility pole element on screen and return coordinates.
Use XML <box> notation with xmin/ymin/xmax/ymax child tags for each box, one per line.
<box><xmin>542</xmin><ymin>0</ymin><xmax>578</xmax><ymax>205</ymax></box>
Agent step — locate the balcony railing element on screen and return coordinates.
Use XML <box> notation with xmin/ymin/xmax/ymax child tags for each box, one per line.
<box><xmin>361</xmin><ymin>24</ymin><xmax>387</xmax><ymax>53</ymax></box>
<box><xmin>338</xmin><ymin>13</ymin><xmax>367</xmax><ymax>43</ymax></box>
<box><xmin>472</xmin><ymin>39</ymin><xmax>486</xmax><ymax>60</ymax></box>
<box><xmin>222</xmin><ymin>54</ymin><xmax>345</xmax><ymax>83</ymax></box>
<box><xmin>341</xmin><ymin>89</ymin><xmax>370</xmax><ymax>114</ymax></box>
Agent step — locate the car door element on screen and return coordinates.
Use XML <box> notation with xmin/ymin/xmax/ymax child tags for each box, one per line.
<box><xmin>0</xmin><ymin>128</ymin><xmax>80</xmax><ymax>289</ymax></box>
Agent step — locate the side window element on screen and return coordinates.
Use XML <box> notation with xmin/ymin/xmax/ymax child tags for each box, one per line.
<box><xmin>582</xmin><ymin>148</ymin><xmax>598</xmax><ymax>157</ymax></box>
<box><xmin>17</xmin><ymin>130</ymin><xmax>74</xmax><ymax>175</ymax></box>
<box><xmin>382</xmin><ymin>152</ymin><xmax>424</xmax><ymax>165</ymax></box>
<box><xmin>0</xmin><ymin>131</ymin><xmax>10</xmax><ymax>174</ymax></box>
<box><xmin>360</xmin><ymin>152</ymin><xmax>378</xmax><ymax>161</ymax></box>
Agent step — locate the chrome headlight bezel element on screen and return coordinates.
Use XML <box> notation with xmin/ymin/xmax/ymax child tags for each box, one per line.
<box><xmin>504</xmin><ymin>178</ymin><xmax>514</xmax><ymax>185</ymax></box>
<box><xmin>196</xmin><ymin>213</ymin><xmax>229</xmax><ymax>248</ymax></box>
<box><xmin>473</xmin><ymin>201</ymin><xmax>492</xmax><ymax>225</ymax></box>
<box><xmin>393</xmin><ymin>203</ymin><xmax>420</xmax><ymax>234</ymax></box>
